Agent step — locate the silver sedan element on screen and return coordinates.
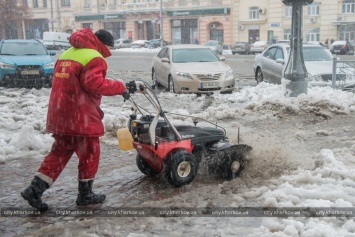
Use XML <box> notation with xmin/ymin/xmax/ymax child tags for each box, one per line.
<box><xmin>253</xmin><ymin>43</ymin><xmax>353</xmax><ymax>87</ymax></box>
<box><xmin>151</xmin><ymin>44</ymin><xmax>235</xmax><ymax>94</ymax></box>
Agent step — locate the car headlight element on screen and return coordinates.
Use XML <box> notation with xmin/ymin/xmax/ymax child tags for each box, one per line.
<box><xmin>44</xmin><ymin>62</ymin><xmax>55</xmax><ymax>68</ymax></box>
<box><xmin>314</xmin><ymin>74</ymin><xmax>321</xmax><ymax>81</ymax></box>
<box><xmin>306</xmin><ymin>73</ymin><xmax>314</xmax><ymax>82</ymax></box>
<box><xmin>307</xmin><ymin>73</ymin><xmax>322</xmax><ymax>82</ymax></box>
<box><xmin>0</xmin><ymin>62</ymin><xmax>14</xmax><ymax>69</ymax></box>
<box><xmin>175</xmin><ymin>72</ymin><xmax>193</xmax><ymax>80</ymax></box>
<box><xmin>225</xmin><ymin>70</ymin><xmax>233</xmax><ymax>78</ymax></box>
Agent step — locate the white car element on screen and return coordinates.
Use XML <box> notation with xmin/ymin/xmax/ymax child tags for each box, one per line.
<box><xmin>253</xmin><ymin>43</ymin><xmax>355</xmax><ymax>88</ymax></box>
<box><xmin>151</xmin><ymin>44</ymin><xmax>235</xmax><ymax>94</ymax></box>
<box><xmin>204</xmin><ymin>40</ymin><xmax>223</xmax><ymax>55</ymax></box>
<box><xmin>250</xmin><ymin>41</ymin><xmax>271</xmax><ymax>54</ymax></box>
<box><xmin>113</xmin><ymin>39</ymin><xmax>131</xmax><ymax>49</ymax></box>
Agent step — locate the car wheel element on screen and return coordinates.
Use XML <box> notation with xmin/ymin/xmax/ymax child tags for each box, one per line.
<box><xmin>164</xmin><ymin>149</ymin><xmax>197</xmax><ymax>187</ymax></box>
<box><xmin>255</xmin><ymin>68</ymin><xmax>264</xmax><ymax>84</ymax></box>
<box><xmin>152</xmin><ymin>69</ymin><xmax>163</xmax><ymax>89</ymax></box>
<box><xmin>168</xmin><ymin>76</ymin><xmax>175</xmax><ymax>93</ymax></box>
<box><xmin>136</xmin><ymin>154</ymin><xmax>159</xmax><ymax>177</ymax></box>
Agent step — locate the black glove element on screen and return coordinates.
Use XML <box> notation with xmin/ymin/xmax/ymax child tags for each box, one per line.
<box><xmin>125</xmin><ymin>81</ymin><xmax>137</xmax><ymax>94</ymax></box>
<box><xmin>122</xmin><ymin>91</ymin><xmax>130</xmax><ymax>101</ymax></box>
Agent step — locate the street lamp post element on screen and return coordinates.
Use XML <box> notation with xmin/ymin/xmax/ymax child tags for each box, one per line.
<box><xmin>281</xmin><ymin>0</ymin><xmax>313</xmax><ymax>97</ymax></box>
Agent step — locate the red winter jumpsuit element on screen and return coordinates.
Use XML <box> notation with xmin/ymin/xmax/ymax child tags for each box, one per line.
<box><xmin>36</xmin><ymin>28</ymin><xmax>126</xmax><ymax>186</ymax></box>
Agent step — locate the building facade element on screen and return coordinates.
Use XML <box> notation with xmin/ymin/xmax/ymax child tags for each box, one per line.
<box><xmin>10</xmin><ymin>0</ymin><xmax>355</xmax><ymax>46</ymax></box>
<box><xmin>235</xmin><ymin>0</ymin><xmax>355</xmax><ymax>45</ymax></box>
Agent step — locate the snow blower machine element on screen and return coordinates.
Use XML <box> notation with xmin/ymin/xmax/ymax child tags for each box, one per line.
<box><xmin>117</xmin><ymin>80</ymin><xmax>252</xmax><ymax>187</ymax></box>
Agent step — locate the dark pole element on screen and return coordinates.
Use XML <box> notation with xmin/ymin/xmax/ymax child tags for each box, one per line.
<box><xmin>281</xmin><ymin>0</ymin><xmax>313</xmax><ymax>97</ymax></box>
<box><xmin>50</xmin><ymin>0</ymin><xmax>54</xmax><ymax>31</ymax></box>
<box><xmin>160</xmin><ymin>0</ymin><xmax>164</xmax><ymax>47</ymax></box>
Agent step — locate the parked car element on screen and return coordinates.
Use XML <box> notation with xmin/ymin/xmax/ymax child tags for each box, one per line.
<box><xmin>204</xmin><ymin>40</ymin><xmax>223</xmax><ymax>55</ymax></box>
<box><xmin>307</xmin><ymin>41</ymin><xmax>325</xmax><ymax>47</ymax></box>
<box><xmin>250</xmin><ymin>41</ymin><xmax>271</xmax><ymax>54</ymax></box>
<box><xmin>148</xmin><ymin>39</ymin><xmax>171</xmax><ymax>48</ymax></box>
<box><xmin>151</xmin><ymin>44</ymin><xmax>235</xmax><ymax>94</ymax></box>
<box><xmin>330</xmin><ymin>41</ymin><xmax>355</xmax><ymax>55</ymax></box>
<box><xmin>42</xmin><ymin>31</ymin><xmax>71</xmax><ymax>50</ymax></box>
<box><xmin>278</xmin><ymin>40</ymin><xmax>290</xmax><ymax>44</ymax></box>
<box><xmin>231</xmin><ymin>42</ymin><xmax>250</xmax><ymax>55</ymax></box>
<box><xmin>113</xmin><ymin>39</ymin><xmax>131</xmax><ymax>49</ymax></box>
<box><xmin>131</xmin><ymin>40</ymin><xmax>154</xmax><ymax>49</ymax></box>
<box><xmin>0</xmin><ymin>39</ymin><xmax>56</xmax><ymax>89</ymax></box>
<box><xmin>253</xmin><ymin>43</ymin><xmax>353</xmax><ymax>87</ymax></box>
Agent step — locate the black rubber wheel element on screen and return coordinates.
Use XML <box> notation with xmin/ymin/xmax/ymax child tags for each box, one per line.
<box><xmin>218</xmin><ymin>152</ymin><xmax>245</xmax><ymax>181</ymax></box>
<box><xmin>136</xmin><ymin>154</ymin><xmax>159</xmax><ymax>177</ymax></box>
<box><xmin>168</xmin><ymin>76</ymin><xmax>175</xmax><ymax>93</ymax></box>
<box><xmin>164</xmin><ymin>149</ymin><xmax>197</xmax><ymax>187</ymax></box>
<box><xmin>151</xmin><ymin>69</ymin><xmax>157</xmax><ymax>89</ymax></box>
<box><xmin>255</xmin><ymin>68</ymin><xmax>264</xmax><ymax>84</ymax></box>
<box><xmin>151</xmin><ymin>69</ymin><xmax>163</xmax><ymax>89</ymax></box>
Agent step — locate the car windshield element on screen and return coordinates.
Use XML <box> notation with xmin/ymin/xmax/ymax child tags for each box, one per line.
<box><xmin>285</xmin><ymin>46</ymin><xmax>332</xmax><ymax>61</ymax></box>
<box><xmin>172</xmin><ymin>48</ymin><xmax>219</xmax><ymax>63</ymax></box>
<box><xmin>205</xmin><ymin>41</ymin><xmax>218</xmax><ymax>46</ymax></box>
<box><xmin>1</xmin><ymin>41</ymin><xmax>48</xmax><ymax>56</ymax></box>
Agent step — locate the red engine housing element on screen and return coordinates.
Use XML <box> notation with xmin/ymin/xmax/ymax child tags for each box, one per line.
<box><xmin>133</xmin><ymin>139</ymin><xmax>194</xmax><ymax>172</ymax></box>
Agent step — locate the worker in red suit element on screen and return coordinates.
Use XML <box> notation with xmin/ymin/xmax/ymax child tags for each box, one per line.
<box><xmin>21</xmin><ymin>28</ymin><xmax>129</xmax><ymax>210</ymax></box>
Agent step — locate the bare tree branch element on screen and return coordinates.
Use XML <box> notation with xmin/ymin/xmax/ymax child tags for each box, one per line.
<box><xmin>0</xmin><ymin>0</ymin><xmax>32</xmax><ymax>38</ymax></box>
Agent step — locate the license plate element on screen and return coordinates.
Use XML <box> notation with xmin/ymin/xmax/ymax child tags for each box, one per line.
<box><xmin>21</xmin><ymin>70</ymin><xmax>40</xmax><ymax>75</ymax></box>
<box><xmin>201</xmin><ymin>82</ymin><xmax>219</xmax><ymax>88</ymax></box>
<box><xmin>334</xmin><ymin>50</ymin><xmax>340</xmax><ymax>53</ymax></box>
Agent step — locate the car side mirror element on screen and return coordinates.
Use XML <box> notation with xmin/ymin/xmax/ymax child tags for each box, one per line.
<box><xmin>49</xmin><ymin>51</ymin><xmax>56</xmax><ymax>56</ymax></box>
<box><xmin>219</xmin><ymin>56</ymin><xmax>226</xmax><ymax>61</ymax></box>
<box><xmin>161</xmin><ymin>58</ymin><xmax>170</xmax><ymax>63</ymax></box>
<box><xmin>276</xmin><ymin>58</ymin><xmax>284</xmax><ymax>64</ymax></box>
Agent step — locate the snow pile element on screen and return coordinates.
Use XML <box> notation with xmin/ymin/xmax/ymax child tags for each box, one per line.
<box><xmin>249</xmin><ymin>147</ymin><xmax>355</xmax><ymax>236</ymax></box>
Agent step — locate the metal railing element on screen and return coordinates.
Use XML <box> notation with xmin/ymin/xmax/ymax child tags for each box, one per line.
<box><xmin>332</xmin><ymin>57</ymin><xmax>355</xmax><ymax>92</ymax></box>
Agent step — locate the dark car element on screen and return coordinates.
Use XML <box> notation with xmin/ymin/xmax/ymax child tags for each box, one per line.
<box><xmin>330</xmin><ymin>41</ymin><xmax>355</xmax><ymax>55</ymax></box>
<box><xmin>231</xmin><ymin>42</ymin><xmax>250</xmax><ymax>55</ymax></box>
<box><xmin>131</xmin><ymin>40</ymin><xmax>155</xmax><ymax>49</ymax></box>
<box><xmin>149</xmin><ymin>39</ymin><xmax>171</xmax><ymax>48</ymax></box>
<box><xmin>0</xmin><ymin>39</ymin><xmax>56</xmax><ymax>88</ymax></box>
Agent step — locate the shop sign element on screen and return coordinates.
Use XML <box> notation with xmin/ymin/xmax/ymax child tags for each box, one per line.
<box><xmin>168</xmin><ymin>8</ymin><xmax>230</xmax><ymax>17</ymax></box>
<box><xmin>75</xmin><ymin>14</ymin><xmax>124</xmax><ymax>21</ymax></box>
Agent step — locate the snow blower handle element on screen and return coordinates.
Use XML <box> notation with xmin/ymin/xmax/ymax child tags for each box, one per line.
<box><xmin>126</xmin><ymin>80</ymin><xmax>137</xmax><ymax>94</ymax></box>
<box><xmin>123</xmin><ymin>80</ymin><xmax>147</xmax><ymax>101</ymax></box>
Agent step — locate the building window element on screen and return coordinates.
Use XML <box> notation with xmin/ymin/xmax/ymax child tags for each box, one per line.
<box><xmin>249</xmin><ymin>7</ymin><xmax>259</xmax><ymax>19</ymax></box>
<box><xmin>339</xmin><ymin>31</ymin><xmax>355</xmax><ymax>41</ymax></box>
<box><xmin>23</xmin><ymin>0</ymin><xmax>28</xmax><ymax>7</ymax></box>
<box><xmin>61</xmin><ymin>0</ymin><xmax>70</xmax><ymax>7</ymax></box>
<box><xmin>342</xmin><ymin>0</ymin><xmax>355</xmax><ymax>14</ymax></box>
<box><xmin>33</xmin><ymin>0</ymin><xmax>39</xmax><ymax>8</ymax></box>
<box><xmin>284</xmin><ymin>29</ymin><xmax>291</xmax><ymax>40</ymax></box>
<box><xmin>82</xmin><ymin>23</ymin><xmax>93</xmax><ymax>29</ymax></box>
<box><xmin>84</xmin><ymin>0</ymin><xmax>92</xmax><ymax>7</ymax></box>
<box><xmin>306</xmin><ymin>27</ymin><xmax>320</xmax><ymax>41</ymax></box>
<box><xmin>285</xmin><ymin>6</ymin><xmax>292</xmax><ymax>17</ymax></box>
<box><xmin>43</xmin><ymin>0</ymin><xmax>47</xmax><ymax>7</ymax></box>
<box><xmin>308</xmin><ymin>3</ymin><xmax>319</xmax><ymax>16</ymax></box>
